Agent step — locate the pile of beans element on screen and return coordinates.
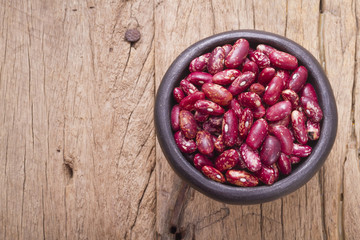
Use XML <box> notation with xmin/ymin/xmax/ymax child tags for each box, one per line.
<box><xmin>171</xmin><ymin>38</ymin><xmax>323</xmax><ymax>187</ymax></box>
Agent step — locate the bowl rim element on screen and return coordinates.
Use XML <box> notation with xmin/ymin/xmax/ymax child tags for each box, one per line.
<box><xmin>154</xmin><ymin>29</ymin><xmax>338</xmax><ymax>204</ymax></box>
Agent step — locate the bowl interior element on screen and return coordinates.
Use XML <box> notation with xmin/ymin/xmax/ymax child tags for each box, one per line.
<box><xmin>154</xmin><ymin>30</ymin><xmax>337</xmax><ymax>204</ymax></box>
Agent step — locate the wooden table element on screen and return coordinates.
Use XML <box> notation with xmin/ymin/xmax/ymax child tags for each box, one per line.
<box><xmin>1</xmin><ymin>0</ymin><xmax>359</xmax><ymax>239</ymax></box>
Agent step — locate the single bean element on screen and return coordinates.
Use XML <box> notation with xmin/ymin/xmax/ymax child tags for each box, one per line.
<box><xmin>240</xmin><ymin>143</ymin><xmax>262</xmax><ymax>172</ymax></box>
<box><xmin>260</xmin><ymin>135</ymin><xmax>281</xmax><ymax>166</ymax></box>
<box><xmin>238</xmin><ymin>92</ymin><xmax>262</xmax><ymax>109</ymax></box>
<box><xmin>226</xmin><ymin>169</ymin><xmax>259</xmax><ymax>187</ymax></box>
<box><xmin>174</xmin><ymin>131</ymin><xmax>197</xmax><ymax>153</ymax></box>
<box><xmin>300</xmin><ymin>96</ymin><xmax>323</xmax><ymax>122</ymax></box>
<box><xmin>290</xmin><ymin>156</ymin><xmax>301</xmax><ymax>164</ymax></box>
<box><xmin>208</xmin><ymin>46</ymin><xmax>226</xmax><ymax>75</ymax></box>
<box><xmin>225</xmin><ymin>38</ymin><xmax>249</xmax><ymax>69</ymax></box>
<box><xmin>201</xmin><ymin>165</ymin><xmax>226</xmax><ymax>183</ymax></box>
<box><xmin>258</xmin><ymin>67</ymin><xmax>276</xmax><ymax>85</ymax></box>
<box><xmin>228</xmin><ymin>72</ymin><xmax>256</xmax><ymax>96</ymax></box>
<box><xmin>291</xmin><ymin>110</ymin><xmax>308</xmax><ymax>144</ymax></box>
<box><xmin>242</xmin><ymin>60</ymin><xmax>259</xmax><ymax>76</ymax></box>
<box><xmin>180</xmin><ymin>79</ymin><xmax>198</xmax><ymax>95</ymax></box>
<box><xmin>246</xmin><ymin>118</ymin><xmax>268</xmax><ymax>150</ymax></box>
<box><xmin>301</xmin><ymin>83</ymin><xmax>318</xmax><ymax>102</ymax></box>
<box><xmin>281</xmin><ymin>89</ymin><xmax>300</xmax><ymax>110</ymax></box>
<box><xmin>186</xmin><ymin>72</ymin><xmax>213</xmax><ymax>86</ymax></box>
<box><xmin>249</xmin><ymin>50</ymin><xmax>271</xmax><ymax>68</ymax></box>
<box><xmin>307</xmin><ymin>120</ymin><xmax>321</xmax><ymax>140</ymax></box>
<box><xmin>215</xmin><ymin>149</ymin><xmax>239</xmax><ymax>172</ymax></box>
<box><xmin>196</xmin><ymin>130</ymin><xmax>215</xmax><ymax>155</ymax></box>
<box><xmin>179</xmin><ymin>91</ymin><xmax>205</xmax><ymax>111</ymax></box>
<box><xmin>270</xmin><ymin>125</ymin><xmax>293</xmax><ymax>155</ymax></box>
<box><xmin>194</xmin><ymin>99</ymin><xmax>225</xmax><ymax>116</ymax></box>
<box><xmin>212</xmin><ymin>69</ymin><xmax>241</xmax><ymax>85</ymax></box>
<box><xmin>236</xmin><ymin>149</ymin><xmax>248</xmax><ymax>169</ymax></box>
<box><xmin>292</xmin><ymin>143</ymin><xmax>312</xmax><ymax>157</ymax></box>
<box><xmin>256</xmin><ymin>44</ymin><xmax>276</xmax><ymax>56</ymax></box>
<box><xmin>202</xmin><ymin>83</ymin><xmax>233</xmax><ymax>106</ymax></box>
<box><xmin>255</xmin><ymin>165</ymin><xmax>276</xmax><ymax>185</ymax></box>
<box><xmin>263</xmin><ymin>76</ymin><xmax>285</xmax><ymax>106</ymax></box>
<box><xmin>288</xmin><ymin>66</ymin><xmax>308</xmax><ymax>92</ymax></box>
<box><xmin>222</xmin><ymin>109</ymin><xmax>239</xmax><ymax>147</ymax></box>
<box><xmin>269</xmin><ymin>50</ymin><xmax>298</xmax><ymax>70</ymax></box>
<box><xmin>194</xmin><ymin>111</ymin><xmax>209</xmax><ymax>123</ymax></box>
<box><xmin>230</xmin><ymin>98</ymin><xmax>243</xmax><ymax>118</ymax></box>
<box><xmin>214</xmin><ymin>134</ymin><xmax>226</xmax><ymax>153</ymax></box>
<box><xmin>222</xmin><ymin>44</ymin><xmax>233</xmax><ymax>56</ymax></box>
<box><xmin>238</xmin><ymin>108</ymin><xmax>254</xmax><ymax>139</ymax></box>
<box><xmin>249</xmin><ymin>83</ymin><xmax>265</xmax><ymax>96</ymax></box>
<box><xmin>275</xmin><ymin>70</ymin><xmax>291</xmax><ymax>87</ymax></box>
<box><xmin>179</xmin><ymin>110</ymin><xmax>198</xmax><ymax>139</ymax></box>
<box><xmin>193</xmin><ymin>153</ymin><xmax>213</xmax><ymax>170</ymax></box>
<box><xmin>189</xmin><ymin>53</ymin><xmax>211</xmax><ymax>72</ymax></box>
<box><xmin>265</xmin><ymin>101</ymin><xmax>292</xmax><ymax>122</ymax></box>
<box><xmin>270</xmin><ymin>163</ymin><xmax>280</xmax><ymax>182</ymax></box>
<box><xmin>173</xmin><ymin>87</ymin><xmax>185</xmax><ymax>103</ymax></box>
<box><xmin>278</xmin><ymin>153</ymin><xmax>292</xmax><ymax>175</ymax></box>
<box><xmin>252</xmin><ymin>105</ymin><xmax>266</xmax><ymax>119</ymax></box>
<box><xmin>268</xmin><ymin>114</ymin><xmax>291</xmax><ymax>128</ymax></box>
<box><xmin>171</xmin><ymin>105</ymin><xmax>181</xmax><ymax>131</ymax></box>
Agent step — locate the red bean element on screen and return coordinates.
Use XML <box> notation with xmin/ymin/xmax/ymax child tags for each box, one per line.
<box><xmin>222</xmin><ymin>44</ymin><xmax>233</xmax><ymax>56</ymax></box>
<box><xmin>292</xmin><ymin>143</ymin><xmax>312</xmax><ymax>157</ymax></box>
<box><xmin>281</xmin><ymin>89</ymin><xmax>300</xmax><ymax>110</ymax></box>
<box><xmin>265</xmin><ymin>101</ymin><xmax>292</xmax><ymax>122</ymax></box>
<box><xmin>179</xmin><ymin>110</ymin><xmax>198</xmax><ymax>139</ymax></box>
<box><xmin>173</xmin><ymin>87</ymin><xmax>185</xmax><ymax>103</ymax></box>
<box><xmin>189</xmin><ymin>53</ymin><xmax>211</xmax><ymax>72</ymax></box>
<box><xmin>208</xmin><ymin>46</ymin><xmax>226</xmax><ymax>75</ymax></box>
<box><xmin>226</xmin><ymin>169</ymin><xmax>259</xmax><ymax>187</ymax></box>
<box><xmin>238</xmin><ymin>108</ymin><xmax>254</xmax><ymax>139</ymax></box>
<box><xmin>215</xmin><ymin>149</ymin><xmax>240</xmax><ymax>172</ymax></box>
<box><xmin>307</xmin><ymin>120</ymin><xmax>321</xmax><ymax>140</ymax></box>
<box><xmin>242</xmin><ymin>60</ymin><xmax>259</xmax><ymax>76</ymax></box>
<box><xmin>238</xmin><ymin>92</ymin><xmax>262</xmax><ymax>109</ymax></box>
<box><xmin>263</xmin><ymin>76</ymin><xmax>285</xmax><ymax>106</ymax></box>
<box><xmin>290</xmin><ymin>156</ymin><xmax>301</xmax><ymax>164</ymax></box>
<box><xmin>275</xmin><ymin>70</ymin><xmax>291</xmax><ymax>86</ymax></box>
<box><xmin>212</xmin><ymin>69</ymin><xmax>241</xmax><ymax>85</ymax></box>
<box><xmin>230</xmin><ymin>98</ymin><xmax>243</xmax><ymax>118</ymax></box>
<box><xmin>252</xmin><ymin>105</ymin><xmax>266</xmax><ymax>119</ymax></box>
<box><xmin>196</xmin><ymin>130</ymin><xmax>214</xmax><ymax>155</ymax></box>
<box><xmin>201</xmin><ymin>165</ymin><xmax>226</xmax><ymax>183</ymax></box>
<box><xmin>260</xmin><ymin>135</ymin><xmax>281</xmax><ymax>166</ymax></box>
<box><xmin>186</xmin><ymin>72</ymin><xmax>213</xmax><ymax>86</ymax></box>
<box><xmin>249</xmin><ymin>50</ymin><xmax>271</xmax><ymax>68</ymax></box>
<box><xmin>278</xmin><ymin>153</ymin><xmax>291</xmax><ymax>175</ymax></box>
<box><xmin>179</xmin><ymin>91</ymin><xmax>205</xmax><ymax>111</ymax></box>
<box><xmin>255</xmin><ymin>165</ymin><xmax>277</xmax><ymax>185</ymax></box>
<box><xmin>249</xmin><ymin>83</ymin><xmax>265</xmax><ymax>96</ymax></box>
<box><xmin>269</xmin><ymin>50</ymin><xmax>298</xmax><ymax>70</ymax></box>
<box><xmin>194</xmin><ymin>111</ymin><xmax>209</xmax><ymax>123</ymax></box>
<box><xmin>240</xmin><ymin>143</ymin><xmax>262</xmax><ymax>172</ymax></box>
<box><xmin>222</xmin><ymin>109</ymin><xmax>239</xmax><ymax>147</ymax></box>
<box><xmin>208</xmin><ymin>116</ymin><xmax>223</xmax><ymax>128</ymax></box>
<box><xmin>246</xmin><ymin>119</ymin><xmax>268</xmax><ymax>150</ymax></box>
<box><xmin>214</xmin><ymin>134</ymin><xmax>226</xmax><ymax>153</ymax></box>
<box><xmin>256</xmin><ymin>44</ymin><xmax>276</xmax><ymax>56</ymax></box>
<box><xmin>202</xmin><ymin>83</ymin><xmax>233</xmax><ymax>106</ymax></box>
<box><xmin>194</xmin><ymin>100</ymin><xmax>225</xmax><ymax>116</ymax></box>
<box><xmin>202</xmin><ymin>120</ymin><xmax>221</xmax><ymax>135</ymax></box>
<box><xmin>193</xmin><ymin>153</ymin><xmax>213</xmax><ymax>170</ymax></box>
<box><xmin>270</xmin><ymin>163</ymin><xmax>280</xmax><ymax>182</ymax></box>
<box><xmin>225</xmin><ymin>38</ymin><xmax>249</xmax><ymax>69</ymax></box>
<box><xmin>171</xmin><ymin>105</ymin><xmax>181</xmax><ymax>131</ymax></box>
<box><xmin>258</xmin><ymin>67</ymin><xmax>276</xmax><ymax>85</ymax></box>
<box><xmin>301</xmin><ymin>83</ymin><xmax>318</xmax><ymax>102</ymax></box>
<box><xmin>174</xmin><ymin>131</ymin><xmax>197</xmax><ymax>153</ymax></box>
<box><xmin>300</xmin><ymin>96</ymin><xmax>323</xmax><ymax>122</ymax></box>
<box><xmin>180</xmin><ymin>79</ymin><xmax>198</xmax><ymax>95</ymax></box>
<box><xmin>271</xmin><ymin>125</ymin><xmax>293</xmax><ymax>155</ymax></box>
<box><xmin>288</xmin><ymin>66</ymin><xmax>308</xmax><ymax>92</ymax></box>
<box><xmin>268</xmin><ymin>114</ymin><xmax>290</xmax><ymax>128</ymax></box>
<box><xmin>228</xmin><ymin>72</ymin><xmax>256</xmax><ymax>96</ymax></box>
<box><xmin>291</xmin><ymin>110</ymin><xmax>308</xmax><ymax>144</ymax></box>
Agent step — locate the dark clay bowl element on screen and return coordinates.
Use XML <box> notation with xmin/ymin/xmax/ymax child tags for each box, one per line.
<box><xmin>154</xmin><ymin>30</ymin><xmax>337</xmax><ymax>204</ymax></box>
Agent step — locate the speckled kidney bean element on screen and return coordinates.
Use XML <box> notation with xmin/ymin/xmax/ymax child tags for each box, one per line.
<box><xmin>196</xmin><ymin>130</ymin><xmax>214</xmax><ymax>155</ymax></box>
<box><xmin>208</xmin><ymin>116</ymin><xmax>223</xmax><ymax>128</ymax></box>
<box><xmin>236</xmin><ymin>150</ymin><xmax>247</xmax><ymax>169</ymax></box>
<box><xmin>291</xmin><ymin>110</ymin><xmax>308</xmax><ymax>144</ymax></box>
<box><xmin>256</xmin><ymin>44</ymin><xmax>275</xmax><ymax>56</ymax></box>
<box><xmin>260</xmin><ymin>135</ymin><xmax>281</xmax><ymax>166</ymax></box>
<box><xmin>208</xmin><ymin>46</ymin><xmax>226</xmax><ymax>75</ymax></box>
<box><xmin>246</xmin><ymin>119</ymin><xmax>268</xmax><ymax>150</ymax></box>
<box><xmin>226</xmin><ymin>169</ymin><xmax>259</xmax><ymax>187</ymax></box>
<box><xmin>201</xmin><ymin>165</ymin><xmax>226</xmax><ymax>183</ymax></box>
<box><xmin>242</xmin><ymin>60</ymin><xmax>259</xmax><ymax>76</ymax></box>
<box><xmin>171</xmin><ymin>105</ymin><xmax>181</xmax><ymax>131</ymax></box>
<box><xmin>263</xmin><ymin>76</ymin><xmax>285</xmax><ymax>106</ymax></box>
<box><xmin>202</xmin><ymin>121</ymin><xmax>221</xmax><ymax>135</ymax></box>
<box><xmin>265</xmin><ymin>101</ymin><xmax>292</xmax><ymax>122</ymax></box>
<box><xmin>180</xmin><ymin>79</ymin><xmax>198</xmax><ymax>95</ymax></box>
<box><xmin>269</xmin><ymin>50</ymin><xmax>298</xmax><ymax>70</ymax></box>
<box><xmin>255</xmin><ymin>165</ymin><xmax>276</xmax><ymax>185</ymax></box>
<box><xmin>249</xmin><ymin>50</ymin><xmax>271</xmax><ymax>68</ymax></box>
<box><xmin>238</xmin><ymin>108</ymin><xmax>254</xmax><ymax>139</ymax></box>
<box><xmin>215</xmin><ymin>149</ymin><xmax>239</xmax><ymax>172</ymax></box>
<box><xmin>193</xmin><ymin>153</ymin><xmax>213</xmax><ymax>170</ymax></box>
<box><xmin>271</xmin><ymin>125</ymin><xmax>293</xmax><ymax>155</ymax></box>
<box><xmin>173</xmin><ymin>87</ymin><xmax>185</xmax><ymax>103</ymax></box>
<box><xmin>281</xmin><ymin>89</ymin><xmax>300</xmax><ymax>110</ymax></box>
<box><xmin>179</xmin><ymin>91</ymin><xmax>205</xmax><ymax>111</ymax></box>
<box><xmin>292</xmin><ymin>143</ymin><xmax>312</xmax><ymax>157</ymax></box>
<box><xmin>222</xmin><ymin>44</ymin><xmax>233</xmax><ymax>56</ymax></box>
<box><xmin>214</xmin><ymin>134</ymin><xmax>226</xmax><ymax>152</ymax></box>
<box><xmin>202</xmin><ymin>83</ymin><xmax>233</xmax><ymax>106</ymax></box>
<box><xmin>278</xmin><ymin>153</ymin><xmax>291</xmax><ymax>175</ymax></box>
<box><xmin>228</xmin><ymin>71</ymin><xmax>256</xmax><ymax>96</ymax></box>
<box><xmin>212</xmin><ymin>69</ymin><xmax>241</xmax><ymax>85</ymax></box>
<box><xmin>258</xmin><ymin>67</ymin><xmax>276</xmax><ymax>85</ymax></box>
<box><xmin>268</xmin><ymin>114</ymin><xmax>291</xmax><ymax>128</ymax></box>
<box><xmin>301</xmin><ymin>83</ymin><xmax>318</xmax><ymax>102</ymax></box>
<box><xmin>238</xmin><ymin>92</ymin><xmax>262</xmax><ymax>109</ymax></box>
<box><xmin>230</xmin><ymin>99</ymin><xmax>243</xmax><ymax>118</ymax></box>
<box><xmin>222</xmin><ymin>109</ymin><xmax>239</xmax><ymax>147</ymax></box>
<box><xmin>194</xmin><ymin>99</ymin><xmax>225</xmax><ymax>116</ymax></box>
<box><xmin>186</xmin><ymin>72</ymin><xmax>213</xmax><ymax>86</ymax></box>
<box><xmin>240</xmin><ymin>143</ymin><xmax>262</xmax><ymax>172</ymax></box>
<box><xmin>270</xmin><ymin>163</ymin><xmax>280</xmax><ymax>182</ymax></box>
<box><xmin>225</xmin><ymin>38</ymin><xmax>249</xmax><ymax>69</ymax></box>
<box><xmin>290</xmin><ymin>156</ymin><xmax>301</xmax><ymax>164</ymax></box>
<box><xmin>194</xmin><ymin>111</ymin><xmax>209</xmax><ymax>122</ymax></box>
<box><xmin>307</xmin><ymin>120</ymin><xmax>320</xmax><ymax>140</ymax></box>
<box><xmin>189</xmin><ymin>53</ymin><xmax>211</xmax><ymax>72</ymax></box>
<box><xmin>288</xmin><ymin>66</ymin><xmax>308</xmax><ymax>92</ymax></box>
<box><xmin>275</xmin><ymin>70</ymin><xmax>291</xmax><ymax>86</ymax></box>
<box><xmin>249</xmin><ymin>83</ymin><xmax>265</xmax><ymax>96</ymax></box>
<box><xmin>252</xmin><ymin>105</ymin><xmax>266</xmax><ymax>119</ymax></box>
<box><xmin>174</xmin><ymin>131</ymin><xmax>197</xmax><ymax>153</ymax></box>
<box><xmin>300</xmin><ymin>96</ymin><xmax>323</xmax><ymax>122</ymax></box>
<box><xmin>179</xmin><ymin>110</ymin><xmax>198</xmax><ymax>139</ymax></box>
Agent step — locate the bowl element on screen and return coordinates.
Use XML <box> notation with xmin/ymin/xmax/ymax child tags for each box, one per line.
<box><xmin>154</xmin><ymin>30</ymin><xmax>337</xmax><ymax>204</ymax></box>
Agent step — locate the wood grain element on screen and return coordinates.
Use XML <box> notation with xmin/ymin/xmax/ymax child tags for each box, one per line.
<box><xmin>1</xmin><ymin>0</ymin><xmax>359</xmax><ymax>239</ymax></box>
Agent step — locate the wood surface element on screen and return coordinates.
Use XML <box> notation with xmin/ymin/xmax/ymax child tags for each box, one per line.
<box><xmin>0</xmin><ymin>0</ymin><xmax>359</xmax><ymax>239</ymax></box>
